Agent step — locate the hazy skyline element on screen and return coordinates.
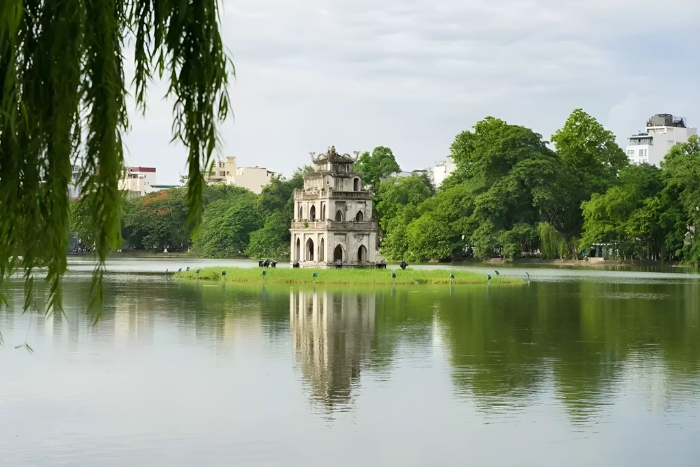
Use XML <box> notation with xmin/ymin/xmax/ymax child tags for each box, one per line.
<box><xmin>123</xmin><ymin>0</ymin><xmax>700</xmax><ymax>184</ymax></box>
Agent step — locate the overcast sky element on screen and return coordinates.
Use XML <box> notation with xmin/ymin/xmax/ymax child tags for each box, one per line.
<box><xmin>123</xmin><ymin>0</ymin><xmax>700</xmax><ymax>184</ymax></box>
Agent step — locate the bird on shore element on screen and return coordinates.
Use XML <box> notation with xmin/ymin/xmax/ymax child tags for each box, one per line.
<box><xmin>525</xmin><ymin>272</ymin><xmax>530</xmax><ymax>279</ymax></box>
<box><xmin>495</xmin><ymin>270</ymin><xmax>500</xmax><ymax>276</ymax></box>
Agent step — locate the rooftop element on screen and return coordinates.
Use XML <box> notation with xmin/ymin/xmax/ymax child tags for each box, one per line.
<box><xmin>647</xmin><ymin>114</ymin><xmax>687</xmax><ymax>128</ymax></box>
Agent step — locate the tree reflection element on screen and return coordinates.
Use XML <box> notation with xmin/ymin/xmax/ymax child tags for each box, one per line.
<box><xmin>4</xmin><ymin>274</ymin><xmax>699</xmax><ymax>425</ymax></box>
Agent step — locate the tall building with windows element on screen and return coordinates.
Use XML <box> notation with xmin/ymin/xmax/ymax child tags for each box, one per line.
<box><xmin>119</xmin><ymin>166</ymin><xmax>157</xmax><ymax>198</ymax></box>
<box><xmin>204</xmin><ymin>156</ymin><xmax>273</xmax><ymax>194</ymax></box>
<box><xmin>626</xmin><ymin>114</ymin><xmax>697</xmax><ymax>166</ymax></box>
<box><xmin>290</xmin><ymin>146</ymin><xmax>379</xmax><ymax>267</ymax></box>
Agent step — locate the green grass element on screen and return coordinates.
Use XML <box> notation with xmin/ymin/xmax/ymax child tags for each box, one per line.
<box><xmin>174</xmin><ymin>267</ymin><xmax>522</xmax><ymax>285</ymax></box>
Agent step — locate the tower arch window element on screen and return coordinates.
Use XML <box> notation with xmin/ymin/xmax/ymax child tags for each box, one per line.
<box><xmin>321</xmin><ymin>204</ymin><xmax>326</xmax><ymax>221</ymax></box>
<box><xmin>358</xmin><ymin>245</ymin><xmax>367</xmax><ymax>262</ymax></box>
<box><xmin>310</xmin><ymin>205</ymin><xmax>316</xmax><ymax>221</ymax></box>
<box><xmin>298</xmin><ymin>206</ymin><xmax>303</xmax><ymax>220</ymax></box>
<box><xmin>306</xmin><ymin>238</ymin><xmax>314</xmax><ymax>261</ymax></box>
<box><xmin>334</xmin><ymin>245</ymin><xmax>343</xmax><ymax>261</ymax></box>
<box><xmin>295</xmin><ymin>238</ymin><xmax>301</xmax><ymax>261</ymax></box>
<box><xmin>353</xmin><ymin>178</ymin><xmax>360</xmax><ymax>191</ymax></box>
<box><xmin>335</xmin><ymin>210</ymin><xmax>343</xmax><ymax>222</ymax></box>
<box><xmin>355</xmin><ymin>211</ymin><xmax>364</xmax><ymax>222</ymax></box>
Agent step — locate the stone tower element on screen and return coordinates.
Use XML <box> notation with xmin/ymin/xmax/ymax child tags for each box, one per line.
<box><xmin>290</xmin><ymin>146</ymin><xmax>378</xmax><ymax>267</ymax></box>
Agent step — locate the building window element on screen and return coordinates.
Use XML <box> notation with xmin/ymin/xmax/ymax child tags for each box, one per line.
<box><xmin>627</xmin><ymin>150</ymin><xmax>634</xmax><ymax>157</ymax></box>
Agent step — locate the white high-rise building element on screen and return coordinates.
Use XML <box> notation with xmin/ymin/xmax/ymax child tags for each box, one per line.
<box><xmin>433</xmin><ymin>156</ymin><xmax>456</xmax><ymax>187</ymax></box>
<box><xmin>626</xmin><ymin>114</ymin><xmax>697</xmax><ymax>166</ymax></box>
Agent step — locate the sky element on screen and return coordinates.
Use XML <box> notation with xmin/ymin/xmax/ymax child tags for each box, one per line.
<box><xmin>123</xmin><ymin>0</ymin><xmax>700</xmax><ymax>184</ymax></box>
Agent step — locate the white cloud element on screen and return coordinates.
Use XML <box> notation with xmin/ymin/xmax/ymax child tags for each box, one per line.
<box><xmin>123</xmin><ymin>0</ymin><xmax>700</xmax><ymax>182</ymax></box>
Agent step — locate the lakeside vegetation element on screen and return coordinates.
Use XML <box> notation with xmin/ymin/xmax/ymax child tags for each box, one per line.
<box><xmin>70</xmin><ymin>110</ymin><xmax>700</xmax><ymax>268</ymax></box>
<box><xmin>174</xmin><ymin>267</ymin><xmax>522</xmax><ymax>285</ymax></box>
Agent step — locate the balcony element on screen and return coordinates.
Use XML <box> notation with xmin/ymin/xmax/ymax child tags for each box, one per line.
<box><xmin>291</xmin><ymin>220</ymin><xmax>377</xmax><ymax>231</ymax></box>
<box><xmin>294</xmin><ymin>189</ymin><xmax>373</xmax><ymax>200</ymax></box>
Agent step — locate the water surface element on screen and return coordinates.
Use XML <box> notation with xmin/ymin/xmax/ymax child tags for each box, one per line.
<box><xmin>1</xmin><ymin>261</ymin><xmax>699</xmax><ymax>466</ymax></box>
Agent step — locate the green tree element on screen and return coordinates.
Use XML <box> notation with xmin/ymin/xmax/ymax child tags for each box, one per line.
<box><xmin>446</xmin><ymin>117</ymin><xmax>564</xmax><ymax>260</ymax></box>
<box><xmin>662</xmin><ymin>135</ymin><xmax>700</xmax><ymax>264</ymax></box>
<box><xmin>0</xmin><ymin>1</ymin><xmax>233</xmax><ymax>313</ymax></box>
<box><xmin>122</xmin><ymin>188</ymin><xmax>189</xmax><ymax>251</ymax></box>
<box><xmin>405</xmin><ymin>213</ymin><xmax>455</xmax><ymax>262</ymax></box>
<box><xmin>194</xmin><ymin>189</ymin><xmax>261</xmax><ymax>257</ymax></box>
<box><xmin>245</xmin><ymin>168</ymin><xmax>306</xmax><ymax>259</ymax></box>
<box><xmin>403</xmin><ymin>183</ymin><xmax>476</xmax><ymax>261</ymax></box>
<box><xmin>551</xmin><ymin>109</ymin><xmax>628</xmax><ymax>236</ymax></box>
<box><xmin>580</xmin><ymin>164</ymin><xmax>665</xmax><ymax>259</ymax></box>
<box><xmin>375</xmin><ymin>175</ymin><xmax>433</xmax><ymax>260</ymax></box>
<box><xmin>354</xmin><ymin>146</ymin><xmax>401</xmax><ymax>189</ymax></box>
<box><xmin>69</xmin><ymin>198</ymin><xmax>98</xmax><ymax>248</ymax></box>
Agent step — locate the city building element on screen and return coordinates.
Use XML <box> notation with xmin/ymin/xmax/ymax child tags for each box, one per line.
<box><xmin>433</xmin><ymin>156</ymin><xmax>456</xmax><ymax>187</ymax></box>
<box><xmin>68</xmin><ymin>164</ymin><xmax>82</xmax><ymax>200</ymax></box>
<box><xmin>119</xmin><ymin>166</ymin><xmax>157</xmax><ymax>198</ymax></box>
<box><xmin>290</xmin><ymin>146</ymin><xmax>379</xmax><ymax>267</ymax></box>
<box><xmin>626</xmin><ymin>114</ymin><xmax>697</xmax><ymax>166</ymax></box>
<box><xmin>204</xmin><ymin>156</ymin><xmax>273</xmax><ymax>194</ymax></box>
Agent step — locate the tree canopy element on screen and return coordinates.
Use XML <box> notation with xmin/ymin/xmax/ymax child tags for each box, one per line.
<box><xmin>375</xmin><ymin>110</ymin><xmax>700</xmax><ymax>264</ymax></box>
<box><xmin>354</xmin><ymin>146</ymin><xmax>401</xmax><ymax>189</ymax></box>
<box><xmin>0</xmin><ymin>1</ymin><xmax>233</xmax><ymax>315</ymax></box>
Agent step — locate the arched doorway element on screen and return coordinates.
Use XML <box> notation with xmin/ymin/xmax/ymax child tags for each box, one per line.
<box><xmin>319</xmin><ymin>238</ymin><xmax>325</xmax><ymax>261</ymax></box>
<box><xmin>358</xmin><ymin>245</ymin><xmax>367</xmax><ymax>262</ymax></box>
<box><xmin>335</xmin><ymin>210</ymin><xmax>343</xmax><ymax>222</ymax></box>
<box><xmin>333</xmin><ymin>245</ymin><xmax>343</xmax><ymax>261</ymax></box>
<box><xmin>306</xmin><ymin>238</ymin><xmax>314</xmax><ymax>261</ymax></box>
<box><xmin>295</xmin><ymin>238</ymin><xmax>300</xmax><ymax>261</ymax></box>
<box><xmin>310</xmin><ymin>205</ymin><xmax>316</xmax><ymax>221</ymax></box>
<box><xmin>355</xmin><ymin>211</ymin><xmax>364</xmax><ymax>222</ymax></box>
<box><xmin>353</xmin><ymin>178</ymin><xmax>360</xmax><ymax>191</ymax></box>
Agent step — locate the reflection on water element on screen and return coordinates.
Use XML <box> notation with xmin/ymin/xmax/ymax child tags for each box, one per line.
<box><xmin>290</xmin><ymin>290</ymin><xmax>376</xmax><ymax>411</ymax></box>
<box><xmin>2</xmin><ymin>272</ymin><xmax>700</xmax><ymax>466</ymax></box>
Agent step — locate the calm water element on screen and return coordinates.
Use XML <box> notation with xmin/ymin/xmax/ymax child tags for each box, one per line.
<box><xmin>2</xmin><ymin>260</ymin><xmax>700</xmax><ymax>466</ymax></box>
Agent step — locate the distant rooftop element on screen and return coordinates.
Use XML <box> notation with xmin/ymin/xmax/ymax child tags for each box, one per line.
<box><xmin>127</xmin><ymin>166</ymin><xmax>156</xmax><ymax>173</ymax></box>
<box><xmin>647</xmin><ymin>114</ymin><xmax>687</xmax><ymax>128</ymax></box>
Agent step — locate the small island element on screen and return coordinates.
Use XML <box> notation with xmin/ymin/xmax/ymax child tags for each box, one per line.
<box><xmin>174</xmin><ymin>267</ymin><xmax>523</xmax><ymax>285</ymax></box>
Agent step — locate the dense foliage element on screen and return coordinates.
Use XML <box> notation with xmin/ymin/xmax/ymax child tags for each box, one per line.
<box><xmin>1</xmin><ymin>1</ymin><xmax>232</xmax><ymax>314</ymax></box>
<box><xmin>64</xmin><ymin>111</ymin><xmax>700</xmax><ymax>270</ymax></box>
<box><xmin>70</xmin><ymin>171</ymin><xmax>306</xmax><ymax>260</ymax></box>
<box><xmin>377</xmin><ymin>111</ymin><xmax>700</xmax><ymax>264</ymax></box>
<box><xmin>355</xmin><ymin>146</ymin><xmax>401</xmax><ymax>189</ymax></box>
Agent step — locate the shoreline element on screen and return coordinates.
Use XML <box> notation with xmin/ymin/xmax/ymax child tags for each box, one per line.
<box><xmin>102</xmin><ymin>252</ymin><xmax>696</xmax><ymax>269</ymax></box>
<box><xmin>173</xmin><ymin>267</ymin><xmax>523</xmax><ymax>286</ymax></box>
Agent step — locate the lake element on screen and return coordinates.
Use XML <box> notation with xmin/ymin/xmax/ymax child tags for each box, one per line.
<box><xmin>2</xmin><ymin>259</ymin><xmax>700</xmax><ymax>466</ymax></box>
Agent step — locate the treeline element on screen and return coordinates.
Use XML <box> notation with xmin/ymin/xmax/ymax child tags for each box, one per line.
<box><xmin>372</xmin><ymin>110</ymin><xmax>700</xmax><ymax>264</ymax></box>
<box><xmin>69</xmin><ymin>169</ymin><xmax>306</xmax><ymax>258</ymax></box>
<box><xmin>70</xmin><ymin>109</ymin><xmax>700</xmax><ymax>264</ymax></box>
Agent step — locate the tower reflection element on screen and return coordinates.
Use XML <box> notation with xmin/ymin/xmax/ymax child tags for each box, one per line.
<box><xmin>290</xmin><ymin>289</ymin><xmax>376</xmax><ymax>412</ymax></box>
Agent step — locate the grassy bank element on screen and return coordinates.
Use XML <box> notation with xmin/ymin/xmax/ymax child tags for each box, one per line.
<box><xmin>174</xmin><ymin>267</ymin><xmax>522</xmax><ymax>285</ymax></box>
